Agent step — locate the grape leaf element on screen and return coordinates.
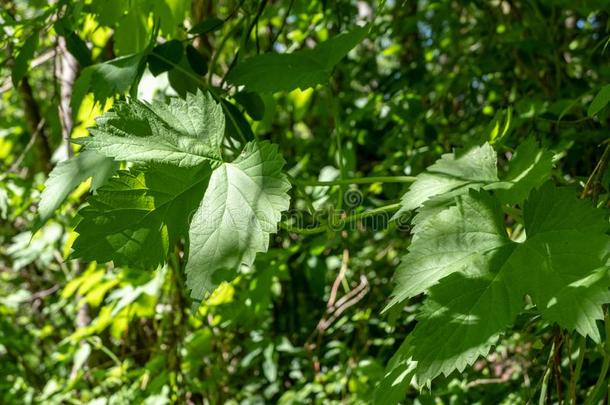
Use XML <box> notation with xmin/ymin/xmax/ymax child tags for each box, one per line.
<box><xmin>393</xmin><ymin>143</ymin><xmax>499</xmax><ymax>219</ymax></box>
<box><xmin>185</xmin><ymin>141</ymin><xmax>291</xmax><ymax>300</ymax></box>
<box><xmin>494</xmin><ymin>139</ymin><xmax>554</xmax><ymax>204</ymax></box>
<box><xmin>75</xmin><ymin>91</ymin><xmax>224</xmax><ymax>167</ymax></box>
<box><xmin>388</xmin><ymin>183</ymin><xmax>610</xmax><ymax>381</ymax></box>
<box><xmin>72</xmin><ymin>165</ymin><xmax>211</xmax><ymax>268</ymax></box>
<box><xmin>38</xmin><ymin>150</ymin><xmax>117</xmax><ymax>225</ymax></box>
<box><xmin>396</xmin><ymin>140</ymin><xmax>554</xmax><ymax>217</ymax></box>
<box><xmin>373</xmin><ymin>337</ymin><xmax>417</xmax><ymax>405</ymax></box>
<box><xmin>70</xmin><ymin>92</ymin><xmax>291</xmax><ymax>301</ymax></box>
<box><xmin>509</xmin><ymin>184</ymin><xmax>610</xmax><ymax>339</ymax></box>
<box><xmin>225</xmin><ymin>26</ymin><xmax>367</xmax><ymax>93</ymax></box>
<box><xmin>386</xmin><ymin>190</ymin><xmax>511</xmax><ymax>310</ymax></box>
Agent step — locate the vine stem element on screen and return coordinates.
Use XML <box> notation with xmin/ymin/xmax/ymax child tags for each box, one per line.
<box><xmin>568</xmin><ymin>336</ymin><xmax>586</xmax><ymax>405</ymax></box>
<box><xmin>584</xmin><ymin>308</ymin><xmax>610</xmax><ymax>405</ymax></box>
<box><xmin>280</xmin><ymin>202</ymin><xmax>402</xmax><ymax>235</ymax></box>
<box><xmin>580</xmin><ymin>142</ymin><xmax>610</xmax><ymax>202</ymax></box>
<box><xmin>295</xmin><ymin>176</ymin><xmax>416</xmax><ymax>187</ymax></box>
<box><xmin>539</xmin><ymin>340</ymin><xmax>557</xmax><ymax>405</ymax></box>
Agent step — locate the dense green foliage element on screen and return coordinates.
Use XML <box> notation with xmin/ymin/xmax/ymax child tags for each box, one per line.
<box><xmin>2</xmin><ymin>0</ymin><xmax>610</xmax><ymax>404</ymax></box>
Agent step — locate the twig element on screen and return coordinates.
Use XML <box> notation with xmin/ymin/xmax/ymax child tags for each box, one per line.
<box><xmin>328</xmin><ymin>248</ymin><xmax>349</xmax><ymax>308</ymax></box>
<box><xmin>8</xmin><ymin>118</ymin><xmax>46</xmax><ymax>172</ymax></box>
<box><xmin>569</xmin><ymin>337</ymin><xmax>586</xmax><ymax>405</ymax></box>
<box><xmin>17</xmin><ymin>77</ymin><xmax>52</xmax><ymax>173</ymax></box>
<box><xmin>538</xmin><ymin>340</ymin><xmax>556</xmax><ymax>405</ymax></box>
<box><xmin>318</xmin><ymin>276</ymin><xmax>369</xmax><ymax>331</ymax></box>
<box><xmin>56</xmin><ymin>35</ymin><xmax>78</xmax><ymax>157</ymax></box>
<box><xmin>0</xmin><ymin>49</ymin><xmax>56</xmax><ymax>94</ymax></box>
<box><xmin>467</xmin><ymin>377</ymin><xmax>510</xmax><ymax>387</ymax></box>
<box><xmin>553</xmin><ymin>330</ymin><xmax>564</xmax><ymax>405</ymax></box>
<box><xmin>585</xmin><ymin>308</ymin><xmax>610</xmax><ymax>405</ymax></box>
<box><xmin>267</xmin><ymin>0</ymin><xmax>295</xmax><ymax>51</ymax></box>
<box><xmin>581</xmin><ymin>142</ymin><xmax>610</xmax><ymax>202</ymax></box>
<box><xmin>25</xmin><ymin>284</ymin><xmax>60</xmax><ymax>301</ymax></box>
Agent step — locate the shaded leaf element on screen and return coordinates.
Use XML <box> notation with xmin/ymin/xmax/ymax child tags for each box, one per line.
<box><xmin>189</xmin><ymin>17</ymin><xmax>224</xmax><ymax>35</ymax></box>
<box><xmin>186</xmin><ymin>44</ymin><xmax>208</xmax><ymax>76</ymax></box>
<box><xmin>494</xmin><ymin>139</ymin><xmax>554</xmax><ymax>204</ymax></box>
<box><xmin>234</xmin><ymin>91</ymin><xmax>265</xmax><ymax>121</ymax></box>
<box><xmin>388</xmin><ymin>184</ymin><xmax>610</xmax><ymax>381</ymax></box>
<box><xmin>588</xmin><ymin>84</ymin><xmax>610</xmax><ymax>117</ymax></box>
<box><xmin>226</xmin><ymin>25</ymin><xmax>367</xmax><ymax>93</ymax></box>
<box><xmin>38</xmin><ymin>150</ymin><xmax>117</xmax><ymax>226</ymax></box>
<box><xmin>72</xmin><ymin>165</ymin><xmax>211</xmax><ymax>268</ymax></box>
<box><xmin>70</xmin><ymin>53</ymin><xmax>146</xmax><ymax>119</ymax></box>
<box><xmin>148</xmin><ymin>40</ymin><xmax>184</xmax><ymax>76</ymax></box>
<box><xmin>221</xmin><ymin>99</ymin><xmax>255</xmax><ymax>142</ymax></box>
<box><xmin>64</xmin><ymin>32</ymin><xmax>93</xmax><ymax>67</ymax></box>
<box><xmin>168</xmin><ymin>58</ymin><xmax>202</xmax><ymax>97</ymax></box>
<box><xmin>11</xmin><ymin>32</ymin><xmax>39</xmax><ymax>87</ymax></box>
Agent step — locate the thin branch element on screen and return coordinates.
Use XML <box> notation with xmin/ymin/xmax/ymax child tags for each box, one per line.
<box><xmin>0</xmin><ymin>49</ymin><xmax>55</xmax><ymax>94</ymax></box>
<box><xmin>8</xmin><ymin>118</ymin><xmax>46</xmax><ymax>172</ymax></box>
<box><xmin>327</xmin><ymin>248</ymin><xmax>349</xmax><ymax>308</ymax></box>
<box><xmin>17</xmin><ymin>77</ymin><xmax>52</xmax><ymax>173</ymax></box>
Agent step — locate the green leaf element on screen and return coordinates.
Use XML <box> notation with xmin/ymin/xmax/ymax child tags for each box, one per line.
<box><xmin>70</xmin><ymin>93</ymin><xmax>291</xmax><ymax>301</ymax></box>
<box><xmin>588</xmin><ymin>84</ymin><xmax>610</xmax><ymax>117</ymax></box>
<box><xmin>393</xmin><ymin>143</ymin><xmax>498</xmax><ymax>218</ymax></box>
<box><xmin>234</xmin><ymin>91</ymin><xmax>265</xmax><ymax>121</ymax></box>
<box><xmin>90</xmin><ymin>0</ymin><xmax>126</xmax><ymax>26</ymax></box>
<box><xmin>494</xmin><ymin>139</ymin><xmax>554</xmax><ymax>204</ymax></box>
<box><xmin>70</xmin><ymin>53</ymin><xmax>146</xmax><ymax>118</ymax></box>
<box><xmin>114</xmin><ymin>9</ymin><xmax>149</xmax><ymax>56</ymax></box>
<box><xmin>387</xmin><ymin>190</ymin><xmax>511</xmax><ymax>310</ymax></box>
<box><xmin>389</xmin><ymin>184</ymin><xmax>610</xmax><ymax>381</ymax></box>
<box><xmin>373</xmin><ymin>337</ymin><xmax>417</xmax><ymax>405</ymax></box>
<box><xmin>38</xmin><ymin>150</ymin><xmax>117</xmax><ymax>225</ymax></box>
<box><xmin>148</xmin><ymin>40</ymin><xmax>184</xmax><ymax>76</ymax></box>
<box><xmin>167</xmin><ymin>58</ymin><xmax>203</xmax><ymax>97</ymax></box>
<box><xmin>189</xmin><ymin>17</ymin><xmax>224</xmax><ymax>35</ymax></box>
<box><xmin>408</xmin><ymin>259</ymin><xmax>521</xmax><ymax>381</ymax></box>
<box><xmin>64</xmin><ymin>32</ymin><xmax>93</xmax><ymax>67</ymax></box>
<box><xmin>76</xmin><ymin>90</ymin><xmax>224</xmax><ymax>167</ymax></box>
<box><xmin>11</xmin><ymin>32</ymin><xmax>39</xmax><ymax>87</ymax></box>
<box><xmin>226</xmin><ymin>25</ymin><xmax>367</xmax><ymax>93</ymax></box>
<box><xmin>512</xmin><ymin>184</ymin><xmax>610</xmax><ymax>339</ymax></box>
<box><xmin>221</xmin><ymin>99</ymin><xmax>256</xmax><ymax>142</ymax></box>
<box><xmin>185</xmin><ymin>44</ymin><xmax>208</xmax><ymax>76</ymax></box>
<box><xmin>153</xmin><ymin>0</ymin><xmax>189</xmax><ymax>37</ymax></box>
<box><xmin>185</xmin><ymin>141</ymin><xmax>291</xmax><ymax>300</ymax></box>
<box><xmin>72</xmin><ymin>165</ymin><xmax>211</xmax><ymax>268</ymax></box>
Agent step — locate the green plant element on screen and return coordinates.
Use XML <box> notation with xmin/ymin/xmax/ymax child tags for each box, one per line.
<box><xmin>2</xmin><ymin>1</ymin><xmax>610</xmax><ymax>404</ymax></box>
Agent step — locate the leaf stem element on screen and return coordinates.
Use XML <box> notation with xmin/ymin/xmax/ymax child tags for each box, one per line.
<box><xmin>569</xmin><ymin>336</ymin><xmax>586</xmax><ymax>405</ymax></box>
<box><xmin>295</xmin><ymin>176</ymin><xmax>416</xmax><ymax>187</ymax></box>
<box><xmin>347</xmin><ymin>202</ymin><xmax>402</xmax><ymax>222</ymax></box>
<box><xmin>584</xmin><ymin>308</ymin><xmax>610</xmax><ymax>405</ymax></box>
<box><xmin>280</xmin><ymin>202</ymin><xmax>401</xmax><ymax>235</ymax></box>
<box><xmin>539</xmin><ymin>340</ymin><xmax>556</xmax><ymax>405</ymax></box>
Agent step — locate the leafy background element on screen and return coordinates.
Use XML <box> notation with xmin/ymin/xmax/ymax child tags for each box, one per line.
<box><xmin>1</xmin><ymin>0</ymin><xmax>610</xmax><ymax>404</ymax></box>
